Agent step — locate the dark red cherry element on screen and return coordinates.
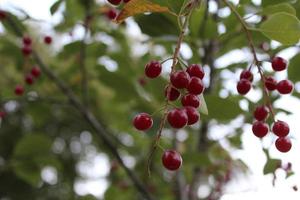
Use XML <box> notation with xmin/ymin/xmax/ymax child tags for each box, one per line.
<box><xmin>133</xmin><ymin>113</ymin><xmax>153</xmax><ymax>131</ymax></box>
<box><xmin>184</xmin><ymin>106</ymin><xmax>200</xmax><ymax>125</ymax></box>
<box><xmin>162</xmin><ymin>150</ymin><xmax>182</xmax><ymax>171</ymax></box>
<box><xmin>170</xmin><ymin>71</ymin><xmax>190</xmax><ymax>89</ymax></box>
<box><xmin>240</xmin><ymin>70</ymin><xmax>253</xmax><ymax>82</ymax></box>
<box><xmin>271</xmin><ymin>57</ymin><xmax>287</xmax><ymax>71</ymax></box>
<box><xmin>145</xmin><ymin>61</ymin><xmax>162</xmax><ymax>78</ymax></box>
<box><xmin>186</xmin><ymin>64</ymin><xmax>205</xmax><ymax>79</ymax></box>
<box><xmin>167</xmin><ymin>108</ymin><xmax>188</xmax><ymax>128</ymax></box>
<box><xmin>275</xmin><ymin>137</ymin><xmax>292</xmax><ymax>153</ymax></box>
<box><xmin>272</xmin><ymin>121</ymin><xmax>289</xmax><ymax>137</ymax></box>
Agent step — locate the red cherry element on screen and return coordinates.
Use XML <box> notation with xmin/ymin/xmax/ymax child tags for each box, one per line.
<box><xmin>275</xmin><ymin>137</ymin><xmax>292</xmax><ymax>153</ymax></box>
<box><xmin>25</xmin><ymin>74</ymin><xmax>34</xmax><ymax>85</ymax></box>
<box><xmin>277</xmin><ymin>80</ymin><xmax>294</xmax><ymax>94</ymax></box>
<box><xmin>181</xmin><ymin>94</ymin><xmax>200</xmax><ymax>108</ymax></box>
<box><xmin>186</xmin><ymin>64</ymin><xmax>204</xmax><ymax>79</ymax></box>
<box><xmin>14</xmin><ymin>85</ymin><xmax>24</xmax><ymax>96</ymax></box>
<box><xmin>107</xmin><ymin>0</ymin><xmax>122</xmax><ymax>5</ymax></box>
<box><xmin>31</xmin><ymin>66</ymin><xmax>41</xmax><ymax>78</ymax></box>
<box><xmin>272</xmin><ymin>121</ymin><xmax>289</xmax><ymax>137</ymax></box>
<box><xmin>240</xmin><ymin>70</ymin><xmax>253</xmax><ymax>82</ymax></box>
<box><xmin>252</xmin><ymin>121</ymin><xmax>269</xmax><ymax>138</ymax></box>
<box><xmin>237</xmin><ymin>79</ymin><xmax>251</xmax><ymax>95</ymax></box>
<box><xmin>44</xmin><ymin>36</ymin><xmax>52</xmax><ymax>44</ymax></box>
<box><xmin>0</xmin><ymin>111</ymin><xmax>6</xmax><ymax>118</ymax></box>
<box><xmin>170</xmin><ymin>71</ymin><xmax>190</xmax><ymax>89</ymax></box>
<box><xmin>106</xmin><ymin>9</ymin><xmax>117</xmax><ymax>20</ymax></box>
<box><xmin>271</xmin><ymin>56</ymin><xmax>287</xmax><ymax>71</ymax></box>
<box><xmin>133</xmin><ymin>113</ymin><xmax>153</xmax><ymax>131</ymax></box>
<box><xmin>22</xmin><ymin>46</ymin><xmax>32</xmax><ymax>56</ymax></box>
<box><xmin>162</xmin><ymin>150</ymin><xmax>182</xmax><ymax>171</ymax></box>
<box><xmin>0</xmin><ymin>10</ymin><xmax>7</xmax><ymax>20</ymax></box>
<box><xmin>265</xmin><ymin>76</ymin><xmax>277</xmax><ymax>91</ymax></box>
<box><xmin>22</xmin><ymin>36</ymin><xmax>32</xmax><ymax>46</ymax></box>
<box><xmin>187</xmin><ymin>77</ymin><xmax>204</xmax><ymax>95</ymax></box>
<box><xmin>165</xmin><ymin>86</ymin><xmax>180</xmax><ymax>101</ymax></box>
<box><xmin>167</xmin><ymin>108</ymin><xmax>188</xmax><ymax>128</ymax></box>
<box><xmin>254</xmin><ymin>105</ymin><xmax>269</xmax><ymax>121</ymax></box>
<box><xmin>184</xmin><ymin>106</ymin><xmax>200</xmax><ymax>125</ymax></box>
<box><xmin>145</xmin><ymin>61</ymin><xmax>162</xmax><ymax>78</ymax></box>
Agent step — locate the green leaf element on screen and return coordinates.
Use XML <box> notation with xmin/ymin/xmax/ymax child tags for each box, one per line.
<box><xmin>262</xmin><ymin>3</ymin><xmax>296</xmax><ymax>16</ymax></box>
<box><xmin>258</xmin><ymin>12</ymin><xmax>300</xmax><ymax>45</ymax></box>
<box><xmin>50</xmin><ymin>0</ymin><xmax>63</xmax><ymax>15</ymax></box>
<box><xmin>203</xmin><ymin>95</ymin><xmax>242</xmax><ymax>121</ymax></box>
<box><xmin>263</xmin><ymin>159</ymin><xmax>281</xmax><ymax>174</ymax></box>
<box><xmin>288</xmin><ymin>53</ymin><xmax>300</xmax><ymax>82</ymax></box>
<box><xmin>12</xmin><ymin>134</ymin><xmax>57</xmax><ymax>186</ymax></box>
<box><xmin>14</xmin><ymin>135</ymin><xmax>52</xmax><ymax>158</ymax></box>
<box><xmin>199</xmin><ymin>94</ymin><xmax>208</xmax><ymax>115</ymax></box>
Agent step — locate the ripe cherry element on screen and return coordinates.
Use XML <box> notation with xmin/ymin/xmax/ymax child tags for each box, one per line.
<box><xmin>277</xmin><ymin>80</ymin><xmax>294</xmax><ymax>94</ymax></box>
<box><xmin>133</xmin><ymin>113</ymin><xmax>153</xmax><ymax>131</ymax></box>
<box><xmin>145</xmin><ymin>61</ymin><xmax>162</xmax><ymax>78</ymax></box>
<box><xmin>254</xmin><ymin>105</ymin><xmax>269</xmax><ymax>121</ymax></box>
<box><xmin>0</xmin><ymin>10</ymin><xmax>6</xmax><ymax>20</ymax></box>
<box><xmin>25</xmin><ymin>74</ymin><xmax>34</xmax><ymax>85</ymax></box>
<box><xmin>252</xmin><ymin>121</ymin><xmax>269</xmax><ymax>138</ymax></box>
<box><xmin>0</xmin><ymin>111</ymin><xmax>6</xmax><ymax>118</ymax></box>
<box><xmin>107</xmin><ymin>0</ymin><xmax>122</xmax><ymax>5</ymax></box>
<box><xmin>22</xmin><ymin>36</ymin><xmax>32</xmax><ymax>46</ymax></box>
<box><xmin>265</xmin><ymin>76</ymin><xmax>277</xmax><ymax>91</ymax></box>
<box><xmin>106</xmin><ymin>9</ymin><xmax>117</xmax><ymax>20</ymax></box>
<box><xmin>170</xmin><ymin>71</ymin><xmax>190</xmax><ymax>89</ymax></box>
<box><xmin>15</xmin><ymin>85</ymin><xmax>24</xmax><ymax>96</ymax></box>
<box><xmin>31</xmin><ymin>66</ymin><xmax>41</xmax><ymax>78</ymax></box>
<box><xmin>162</xmin><ymin>150</ymin><xmax>182</xmax><ymax>171</ymax></box>
<box><xmin>22</xmin><ymin>46</ymin><xmax>32</xmax><ymax>56</ymax></box>
<box><xmin>167</xmin><ymin>108</ymin><xmax>188</xmax><ymax>128</ymax></box>
<box><xmin>240</xmin><ymin>70</ymin><xmax>253</xmax><ymax>82</ymax></box>
<box><xmin>272</xmin><ymin>121</ymin><xmax>289</xmax><ymax>137</ymax></box>
<box><xmin>165</xmin><ymin>86</ymin><xmax>180</xmax><ymax>101</ymax></box>
<box><xmin>186</xmin><ymin>64</ymin><xmax>205</xmax><ymax>79</ymax></box>
<box><xmin>184</xmin><ymin>106</ymin><xmax>200</xmax><ymax>125</ymax></box>
<box><xmin>187</xmin><ymin>77</ymin><xmax>204</xmax><ymax>95</ymax></box>
<box><xmin>275</xmin><ymin>137</ymin><xmax>292</xmax><ymax>153</ymax></box>
<box><xmin>181</xmin><ymin>94</ymin><xmax>200</xmax><ymax>108</ymax></box>
<box><xmin>237</xmin><ymin>79</ymin><xmax>251</xmax><ymax>95</ymax></box>
<box><xmin>271</xmin><ymin>56</ymin><xmax>287</xmax><ymax>71</ymax></box>
<box><xmin>44</xmin><ymin>36</ymin><xmax>52</xmax><ymax>44</ymax></box>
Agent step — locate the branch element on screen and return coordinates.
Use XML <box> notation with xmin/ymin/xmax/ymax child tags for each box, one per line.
<box><xmin>6</xmin><ymin>16</ymin><xmax>154</xmax><ymax>200</ymax></box>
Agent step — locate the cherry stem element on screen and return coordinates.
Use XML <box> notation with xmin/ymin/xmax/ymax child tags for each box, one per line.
<box><xmin>146</xmin><ymin>0</ymin><xmax>198</xmax><ymax>176</ymax></box>
<box><xmin>160</xmin><ymin>57</ymin><xmax>174</xmax><ymax>65</ymax></box>
<box><xmin>222</xmin><ymin>0</ymin><xmax>276</xmax><ymax>122</ymax></box>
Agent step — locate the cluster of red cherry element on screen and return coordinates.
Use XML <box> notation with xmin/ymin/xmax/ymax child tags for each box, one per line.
<box><xmin>14</xmin><ymin>36</ymin><xmax>48</xmax><ymax>96</ymax></box>
<box><xmin>237</xmin><ymin>56</ymin><xmax>294</xmax><ymax>153</ymax></box>
<box><xmin>133</xmin><ymin>61</ymin><xmax>205</xmax><ymax>170</ymax></box>
<box><xmin>105</xmin><ymin>0</ymin><xmax>131</xmax><ymax>20</ymax></box>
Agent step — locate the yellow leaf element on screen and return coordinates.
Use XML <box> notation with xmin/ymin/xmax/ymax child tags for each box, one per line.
<box><xmin>115</xmin><ymin>0</ymin><xmax>172</xmax><ymax>24</ymax></box>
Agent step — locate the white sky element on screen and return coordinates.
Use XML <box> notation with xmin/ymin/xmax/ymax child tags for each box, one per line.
<box><xmin>1</xmin><ymin>0</ymin><xmax>300</xmax><ymax>199</ymax></box>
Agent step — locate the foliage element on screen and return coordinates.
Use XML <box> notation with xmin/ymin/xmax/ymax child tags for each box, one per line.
<box><xmin>0</xmin><ymin>0</ymin><xmax>299</xmax><ymax>199</ymax></box>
